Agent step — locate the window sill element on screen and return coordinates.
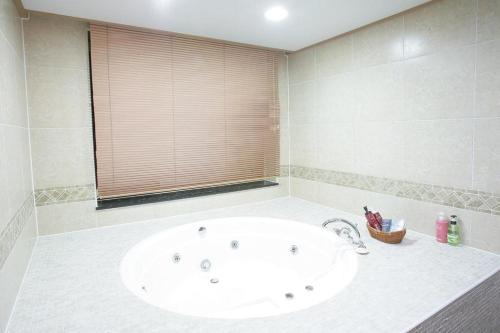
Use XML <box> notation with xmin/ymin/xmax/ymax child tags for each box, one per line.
<box><xmin>96</xmin><ymin>180</ymin><xmax>279</xmax><ymax>210</ymax></box>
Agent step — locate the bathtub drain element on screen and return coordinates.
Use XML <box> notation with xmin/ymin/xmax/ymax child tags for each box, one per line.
<box><xmin>210</xmin><ymin>278</ymin><xmax>219</xmax><ymax>284</ymax></box>
<box><xmin>285</xmin><ymin>293</ymin><xmax>294</xmax><ymax>299</ymax></box>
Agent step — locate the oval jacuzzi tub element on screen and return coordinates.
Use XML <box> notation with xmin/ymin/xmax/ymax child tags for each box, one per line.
<box><xmin>120</xmin><ymin>217</ymin><xmax>358</xmax><ymax>319</ymax></box>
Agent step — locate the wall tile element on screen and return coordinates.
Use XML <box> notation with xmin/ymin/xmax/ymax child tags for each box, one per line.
<box><xmin>356</xmin><ymin>62</ymin><xmax>406</xmax><ymax>121</ymax></box>
<box><xmin>469</xmin><ymin>212</ymin><xmax>500</xmax><ymax>253</ymax></box>
<box><xmin>23</xmin><ymin>13</ymin><xmax>89</xmax><ymax>70</ymax></box>
<box><xmin>289</xmin><ymin>124</ymin><xmax>316</xmax><ymax>168</ymax></box>
<box><xmin>280</xmin><ymin>124</ymin><xmax>289</xmax><ymax>166</ymax></box>
<box><xmin>290</xmin><ymin>176</ymin><xmax>317</xmax><ymax>201</ymax></box>
<box><xmin>315</xmin><ymin>72</ymin><xmax>357</xmax><ymax>124</ymax></box>
<box><xmin>353</xmin><ymin>16</ymin><xmax>404</xmax><ymax>68</ymax></box>
<box><xmin>476</xmin><ymin>39</ymin><xmax>500</xmax><ymax>118</ymax></box>
<box><xmin>31</xmin><ymin>127</ymin><xmax>95</xmax><ymax>189</ymax></box>
<box><xmin>404</xmin><ymin>120</ymin><xmax>473</xmax><ymax>189</ymax></box>
<box><xmin>404</xmin><ymin>0</ymin><xmax>476</xmax><ymax>59</ymax></box>
<box><xmin>473</xmin><ymin>118</ymin><xmax>500</xmax><ymax>193</ymax></box>
<box><xmin>289</xmin><ymin>81</ymin><xmax>315</xmax><ymax>125</ymax></box>
<box><xmin>315</xmin><ymin>34</ymin><xmax>353</xmax><ymax>77</ymax></box>
<box><xmin>3</xmin><ymin>126</ymin><xmax>32</xmax><ymax>216</ymax></box>
<box><xmin>0</xmin><ymin>34</ymin><xmax>27</xmax><ymax>127</ymax></box>
<box><xmin>0</xmin><ymin>127</ymin><xmax>10</xmax><ymax>230</ymax></box>
<box><xmin>477</xmin><ymin>0</ymin><xmax>500</xmax><ymax>42</ymax></box>
<box><xmin>316</xmin><ymin>122</ymin><xmax>355</xmax><ymax>173</ymax></box>
<box><xmin>0</xmin><ymin>212</ymin><xmax>36</xmax><ymax>332</ymax></box>
<box><xmin>404</xmin><ymin>46</ymin><xmax>475</xmax><ymax>120</ymax></box>
<box><xmin>354</xmin><ymin>121</ymin><xmax>406</xmax><ymax>180</ymax></box>
<box><xmin>288</xmin><ymin>47</ymin><xmax>315</xmax><ymax>84</ymax></box>
<box><xmin>37</xmin><ymin>200</ymin><xmax>97</xmax><ymax>235</ymax></box>
<box><xmin>0</xmin><ymin>0</ymin><xmax>23</xmax><ymax>57</ymax></box>
<box><xmin>289</xmin><ymin>177</ymin><xmax>500</xmax><ymax>252</ymax></box>
<box><xmin>27</xmin><ymin>65</ymin><xmax>92</xmax><ymax>128</ymax></box>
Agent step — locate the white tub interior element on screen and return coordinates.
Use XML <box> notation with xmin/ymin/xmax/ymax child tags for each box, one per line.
<box><xmin>120</xmin><ymin>217</ymin><xmax>358</xmax><ymax>319</ymax></box>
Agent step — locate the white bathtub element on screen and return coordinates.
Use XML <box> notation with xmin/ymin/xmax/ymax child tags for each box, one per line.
<box><xmin>120</xmin><ymin>217</ymin><xmax>358</xmax><ymax>319</ymax></box>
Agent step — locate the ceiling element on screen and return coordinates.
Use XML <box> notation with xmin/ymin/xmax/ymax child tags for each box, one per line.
<box><xmin>21</xmin><ymin>0</ymin><xmax>430</xmax><ymax>51</ymax></box>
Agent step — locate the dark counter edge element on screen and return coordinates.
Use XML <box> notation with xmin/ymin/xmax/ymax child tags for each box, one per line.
<box><xmin>96</xmin><ymin>180</ymin><xmax>279</xmax><ymax>210</ymax></box>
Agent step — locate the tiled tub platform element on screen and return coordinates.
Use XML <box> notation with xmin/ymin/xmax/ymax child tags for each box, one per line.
<box><xmin>7</xmin><ymin>198</ymin><xmax>500</xmax><ymax>332</ymax></box>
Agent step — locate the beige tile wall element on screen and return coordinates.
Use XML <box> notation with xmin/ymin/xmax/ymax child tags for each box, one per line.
<box><xmin>23</xmin><ymin>13</ymin><xmax>291</xmax><ymax>235</ymax></box>
<box><xmin>0</xmin><ymin>0</ymin><xmax>36</xmax><ymax>331</ymax></box>
<box><xmin>24</xmin><ymin>13</ymin><xmax>94</xmax><ymax>190</ymax></box>
<box><xmin>288</xmin><ymin>0</ymin><xmax>500</xmax><ymax>252</ymax></box>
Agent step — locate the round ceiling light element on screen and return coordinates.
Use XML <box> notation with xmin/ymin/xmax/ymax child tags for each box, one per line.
<box><xmin>265</xmin><ymin>6</ymin><xmax>288</xmax><ymax>22</ymax></box>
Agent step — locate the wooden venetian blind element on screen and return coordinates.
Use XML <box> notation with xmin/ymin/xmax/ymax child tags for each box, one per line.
<box><xmin>90</xmin><ymin>25</ymin><xmax>280</xmax><ymax>199</ymax></box>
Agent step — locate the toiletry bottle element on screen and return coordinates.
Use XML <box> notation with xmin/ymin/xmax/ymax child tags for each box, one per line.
<box><xmin>447</xmin><ymin>215</ymin><xmax>461</xmax><ymax>246</ymax></box>
<box><xmin>436</xmin><ymin>213</ymin><xmax>449</xmax><ymax>243</ymax></box>
<box><xmin>364</xmin><ymin>206</ymin><xmax>381</xmax><ymax>230</ymax></box>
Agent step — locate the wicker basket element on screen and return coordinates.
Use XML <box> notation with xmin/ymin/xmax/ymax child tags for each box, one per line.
<box><xmin>367</xmin><ymin>223</ymin><xmax>406</xmax><ymax>244</ymax></box>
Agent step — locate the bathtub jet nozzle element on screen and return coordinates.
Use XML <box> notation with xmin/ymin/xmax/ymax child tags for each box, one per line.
<box><xmin>200</xmin><ymin>259</ymin><xmax>211</xmax><ymax>272</ymax></box>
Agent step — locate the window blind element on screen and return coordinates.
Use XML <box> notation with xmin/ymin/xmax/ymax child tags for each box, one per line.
<box><xmin>89</xmin><ymin>25</ymin><xmax>280</xmax><ymax>199</ymax></box>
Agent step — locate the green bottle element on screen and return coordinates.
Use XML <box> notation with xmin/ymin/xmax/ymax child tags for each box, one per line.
<box><xmin>447</xmin><ymin>215</ymin><xmax>460</xmax><ymax>246</ymax></box>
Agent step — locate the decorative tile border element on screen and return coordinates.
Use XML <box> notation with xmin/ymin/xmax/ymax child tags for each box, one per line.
<box><xmin>0</xmin><ymin>195</ymin><xmax>35</xmax><ymax>269</ymax></box>
<box><xmin>289</xmin><ymin>165</ymin><xmax>500</xmax><ymax>216</ymax></box>
<box><xmin>280</xmin><ymin>165</ymin><xmax>290</xmax><ymax>177</ymax></box>
<box><xmin>34</xmin><ymin>184</ymin><xmax>96</xmax><ymax>206</ymax></box>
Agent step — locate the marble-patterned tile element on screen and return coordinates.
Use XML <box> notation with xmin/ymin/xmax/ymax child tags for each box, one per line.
<box><xmin>469</xmin><ymin>212</ymin><xmax>500</xmax><ymax>253</ymax></box>
<box><xmin>316</xmin><ymin>122</ymin><xmax>356</xmax><ymax>173</ymax></box>
<box><xmin>356</xmin><ymin>61</ymin><xmax>406</xmax><ymax>121</ymax></box>
<box><xmin>289</xmin><ymin>125</ymin><xmax>316</xmax><ymax>168</ymax></box>
<box><xmin>354</xmin><ymin>121</ymin><xmax>406</xmax><ymax>180</ymax></box>
<box><xmin>403</xmin><ymin>46</ymin><xmax>475</xmax><ymax>120</ymax></box>
<box><xmin>36</xmin><ymin>200</ymin><xmax>97</xmax><ymax>235</ymax></box>
<box><xmin>23</xmin><ymin>13</ymin><xmax>89</xmax><ymax>70</ymax></box>
<box><xmin>476</xmin><ymin>39</ymin><xmax>500</xmax><ymax>118</ymax></box>
<box><xmin>3</xmin><ymin>126</ymin><xmax>32</xmax><ymax>217</ymax></box>
<box><xmin>288</xmin><ymin>47</ymin><xmax>315</xmax><ymax>84</ymax></box>
<box><xmin>477</xmin><ymin>0</ymin><xmax>500</xmax><ymax>42</ymax></box>
<box><xmin>473</xmin><ymin>118</ymin><xmax>500</xmax><ymax>194</ymax></box>
<box><xmin>0</xmin><ymin>127</ymin><xmax>10</xmax><ymax>230</ymax></box>
<box><xmin>315</xmin><ymin>34</ymin><xmax>353</xmax><ymax>77</ymax></box>
<box><xmin>0</xmin><ymin>0</ymin><xmax>23</xmax><ymax>58</ymax></box>
<box><xmin>27</xmin><ymin>65</ymin><xmax>92</xmax><ymax>128</ymax></box>
<box><xmin>404</xmin><ymin>0</ymin><xmax>476</xmax><ymax>58</ymax></box>
<box><xmin>30</xmin><ymin>127</ymin><xmax>95</xmax><ymax>189</ymax></box>
<box><xmin>353</xmin><ymin>15</ymin><xmax>404</xmax><ymax>68</ymax></box>
<box><xmin>280</xmin><ymin>125</ymin><xmax>289</xmax><ymax>166</ymax></box>
<box><xmin>288</xmin><ymin>81</ymin><xmax>315</xmax><ymax>125</ymax></box>
<box><xmin>0</xmin><ymin>34</ymin><xmax>28</xmax><ymax>127</ymax></box>
<box><xmin>289</xmin><ymin>176</ymin><xmax>317</xmax><ymax>201</ymax></box>
<box><xmin>315</xmin><ymin>72</ymin><xmax>357</xmax><ymax>124</ymax></box>
<box><xmin>404</xmin><ymin>120</ymin><xmax>474</xmax><ymax>189</ymax></box>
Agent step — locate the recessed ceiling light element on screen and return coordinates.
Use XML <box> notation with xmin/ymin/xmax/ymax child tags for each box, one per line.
<box><xmin>265</xmin><ymin>6</ymin><xmax>288</xmax><ymax>22</ymax></box>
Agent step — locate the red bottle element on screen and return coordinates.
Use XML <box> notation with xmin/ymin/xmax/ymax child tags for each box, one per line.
<box><xmin>364</xmin><ymin>206</ymin><xmax>382</xmax><ymax>230</ymax></box>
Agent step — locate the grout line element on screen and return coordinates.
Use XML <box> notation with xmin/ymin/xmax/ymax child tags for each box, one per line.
<box><xmin>285</xmin><ymin>53</ymin><xmax>291</xmax><ymax>194</ymax></box>
<box><xmin>21</xmin><ymin>14</ymin><xmax>39</xmax><ymax>237</ymax></box>
<box><xmin>471</xmin><ymin>0</ymin><xmax>479</xmax><ymax>191</ymax></box>
<box><xmin>289</xmin><ymin>39</ymin><xmax>488</xmax><ymax>87</ymax></box>
<box><xmin>24</xmin><ymin>63</ymin><xmax>89</xmax><ymax>71</ymax></box>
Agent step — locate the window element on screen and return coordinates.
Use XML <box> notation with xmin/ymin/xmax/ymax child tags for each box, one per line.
<box><xmin>89</xmin><ymin>25</ymin><xmax>280</xmax><ymax>200</ymax></box>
